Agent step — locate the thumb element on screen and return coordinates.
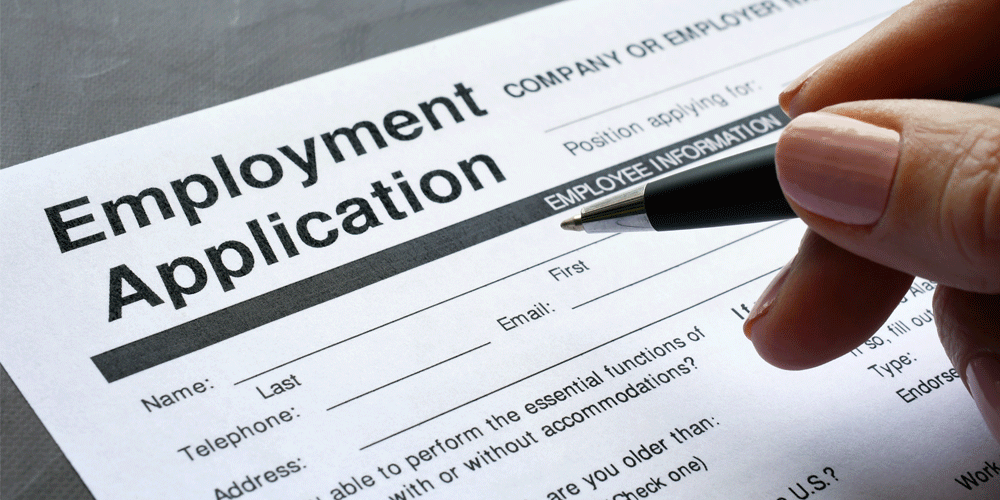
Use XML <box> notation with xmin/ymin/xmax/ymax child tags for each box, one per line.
<box><xmin>775</xmin><ymin>99</ymin><xmax>1000</xmax><ymax>293</ymax></box>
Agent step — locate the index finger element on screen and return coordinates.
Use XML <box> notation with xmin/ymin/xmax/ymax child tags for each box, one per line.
<box><xmin>781</xmin><ymin>0</ymin><xmax>1000</xmax><ymax>118</ymax></box>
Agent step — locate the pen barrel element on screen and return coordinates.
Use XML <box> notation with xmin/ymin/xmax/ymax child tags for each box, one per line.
<box><xmin>644</xmin><ymin>144</ymin><xmax>796</xmax><ymax>231</ymax></box>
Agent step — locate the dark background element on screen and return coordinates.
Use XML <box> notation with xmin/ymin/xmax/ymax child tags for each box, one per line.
<box><xmin>0</xmin><ymin>1</ymin><xmax>561</xmax><ymax>497</ymax></box>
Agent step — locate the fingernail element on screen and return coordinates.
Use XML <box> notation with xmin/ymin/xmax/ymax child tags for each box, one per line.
<box><xmin>779</xmin><ymin>60</ymin><xmax>824</xmax><ymax>117</ymax></box>
<box><xmin>776</xmin><ymin>113</ymin><xmax>901</xmax><ymax>225</ymax></box>
<box><xmin>743</xmin><ymin>263</ymin><xmax>791</xmax><ymax>340</ymax></box>
<box><xmin>966</xmin><ymin>355</ymin><xmax>1000</xmax><ymax>443</ymax></box>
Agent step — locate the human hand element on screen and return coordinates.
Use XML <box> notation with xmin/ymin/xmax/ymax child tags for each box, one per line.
<box><xmin>743</xmin><ymin>0</ymin><xmax>1000</xmax><ymax>441</ymax></box>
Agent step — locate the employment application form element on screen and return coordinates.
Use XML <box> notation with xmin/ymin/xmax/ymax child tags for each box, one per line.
<box><xmin>3</xmin><ymin>0</ymin><xmax>997</xmax><ymax>498</ymax></box>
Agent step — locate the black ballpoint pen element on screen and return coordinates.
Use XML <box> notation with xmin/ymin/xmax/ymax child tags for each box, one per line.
<box><xmin>560</xmin><ymin>92</ymin><xmax>1000</xmax><ymax>233</ymax></box>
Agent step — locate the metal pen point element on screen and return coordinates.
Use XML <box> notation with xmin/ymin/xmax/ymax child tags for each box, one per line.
<box><xmin>560</xmin><ymin>184</ymin><xmax>653</xmax><ymax>233</ymax></box>
<box><xmin>559</xmin><ymin>215</ymin><xmax>584</xmax><ymax>231</ymax></box>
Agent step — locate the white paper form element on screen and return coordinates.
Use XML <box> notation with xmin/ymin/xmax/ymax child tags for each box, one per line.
<box><xmin>3</xmin><ymin>0</ymin><xmax>998</xmax><ymax>498</ymax></box>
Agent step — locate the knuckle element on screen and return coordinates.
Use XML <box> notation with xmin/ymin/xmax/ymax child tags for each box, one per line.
<box><xmin>937</xmin><ymin>124</ymin><xmax>1000</xmax><ymax>291</ymax></box>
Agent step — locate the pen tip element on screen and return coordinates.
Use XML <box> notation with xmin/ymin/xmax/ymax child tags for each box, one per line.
<box><xmin>560</xmin><ymin>215</ymin><xmax>584</xmax><ymax>232</ymax></box>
